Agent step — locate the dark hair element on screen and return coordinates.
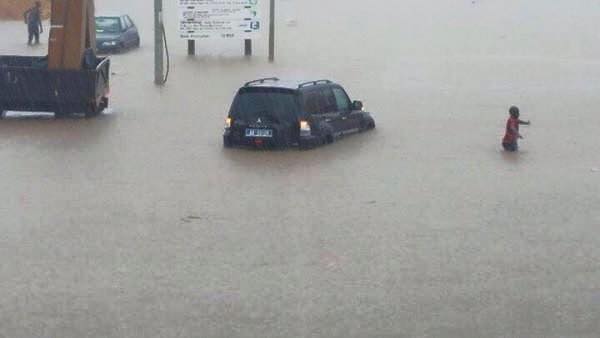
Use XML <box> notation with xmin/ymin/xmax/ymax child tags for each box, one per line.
<box><xmin>509</xmin><ymin>106</ymin><xmax>520</xmax><ymax>117</ymax></box>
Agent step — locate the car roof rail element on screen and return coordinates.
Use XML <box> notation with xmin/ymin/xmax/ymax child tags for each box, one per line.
<box><xmin>298</xmin><ymin>79</ymin><xmax>332</xmax><ymax>88</ymax></box>
<box><xmin>244</xmin><ymin>77</ymin><xmax>280</xmax><ymax>87</ymax></box>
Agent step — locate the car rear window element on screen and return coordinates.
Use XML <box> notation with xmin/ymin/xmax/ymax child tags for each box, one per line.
<box><xmin>230</xmin><ymin>88</ymin><xmax>299</xmax><ymax>123</ymax></box>
<box><xmin>96</xmin><ymin>17</ymin><xmax>122</xmax><ymax>33</ymax></box>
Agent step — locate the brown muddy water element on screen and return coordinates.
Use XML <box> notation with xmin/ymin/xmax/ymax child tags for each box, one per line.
<box><xmin>1</xmin><ymin>0</ymin><xmax>599</xmax><ymax>337</ymax></box>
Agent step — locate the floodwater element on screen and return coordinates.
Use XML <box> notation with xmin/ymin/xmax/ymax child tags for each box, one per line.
<box><xmin>1</xmin><ymin>0</ymin><xmax>600</xmax><ymax>337</ymax></box>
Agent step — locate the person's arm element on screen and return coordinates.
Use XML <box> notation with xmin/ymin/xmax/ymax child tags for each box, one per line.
<box><xmin>39</xmin><ymin>19</ymin><xmax>43</xmax><ymax>33</ymax></box>
<box><xmin>518</xmin><ymin>119</ymin><xmax>531</xmax><ymax>125</ymax></box>
<box><xmin>509</xmin><ymin>125</ymin><xmax>523</xmax><ymax>139</ymax></box>
<box><xmin>23</xmin><ymin>8</ymin><xmax>31</xmax><ymax>24</ymax></box>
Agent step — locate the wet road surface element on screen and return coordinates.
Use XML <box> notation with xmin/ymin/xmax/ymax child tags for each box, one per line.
<box><xmin>1</xmin><ymin>0</ymin><xmax>600</xmax><ymax>337</ymax></box>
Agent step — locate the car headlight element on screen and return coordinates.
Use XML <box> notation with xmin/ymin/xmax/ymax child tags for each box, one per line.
<box><xmin>225</xmin><ymin>117</ymin><xmax>232</xmax><ymax>129</ymax></box>
<box><xmin>300</xmin><ymin>120</ymin><xmax>311</xmax><ymax>136</ymax></box>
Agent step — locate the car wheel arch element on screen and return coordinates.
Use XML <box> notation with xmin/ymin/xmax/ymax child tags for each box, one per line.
<box><xmin>320</xmin><ymin>124</ymin><xmax>335</xmax><ymax>144</ymax></box>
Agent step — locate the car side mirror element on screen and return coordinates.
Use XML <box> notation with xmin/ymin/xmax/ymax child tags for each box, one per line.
<box><xmin>352</xmin><ymin>100</ymin><xmax>363</xmax><ymax>111</ymax></box>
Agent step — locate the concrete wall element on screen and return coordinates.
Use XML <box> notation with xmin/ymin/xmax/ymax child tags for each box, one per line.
<box><xmin>0</xmin><ymin>0</ymin><xmax>51</xmax><ymax>20</ymax></box>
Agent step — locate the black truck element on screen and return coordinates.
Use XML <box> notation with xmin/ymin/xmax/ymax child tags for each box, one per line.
<box><xmin>0</xmin><ymin>55</ymin><xmax>110</xmax><ymax>118</ymax></box>
<box><xmin>223</xmin><ymin>78</ymin><xmax>376</xmax><ymax>149</ymax></box>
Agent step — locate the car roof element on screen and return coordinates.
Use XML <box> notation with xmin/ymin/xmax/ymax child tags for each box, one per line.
<box><xmin>96</xmin><ymin>13</ymin><xmax>127</xmax><ymax>18</ymax></box>
<box><xmin>242</xmin><ymin>78</ymin><xmax>339</xmax><ymax>91</ymax></box>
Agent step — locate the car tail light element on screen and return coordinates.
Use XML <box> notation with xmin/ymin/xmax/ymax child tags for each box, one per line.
<box><xmin>300</xmin><ymin>120</ymin><xmax>311</xmax><ymax>136</ymax></box>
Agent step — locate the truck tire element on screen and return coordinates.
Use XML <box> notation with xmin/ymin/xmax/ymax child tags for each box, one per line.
<box><xmin>85</xmin><ymin>97</ymin><xmax>108</xmax><ymax>118</ymax></box>
<box><xmin>100</xmin><ymin>97</ymin><xmax>109</xmax><ymax>111</ymax></box>
<box><xmin>85</xmin><ymin>103</ymin><xmax>99</xmax><ymax>118</ymax></box>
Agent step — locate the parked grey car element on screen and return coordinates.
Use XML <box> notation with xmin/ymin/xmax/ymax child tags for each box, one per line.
<box><xmin>95</xmin><ymin>14</ymin><xmax>140</xmax><ymax>53</ymax></box>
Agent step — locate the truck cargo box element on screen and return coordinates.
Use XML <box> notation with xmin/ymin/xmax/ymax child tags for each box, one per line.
<box><xmin>0</xmin><ymin>55</ymin><xmax>109</xmax><ymax>118</ymax></box>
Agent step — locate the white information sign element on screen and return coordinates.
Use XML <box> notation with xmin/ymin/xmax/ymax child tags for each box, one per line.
<box><xmin>179</xmin><ymin>0</ymin><xmax>261</xmax><ymax>40</ymax></box>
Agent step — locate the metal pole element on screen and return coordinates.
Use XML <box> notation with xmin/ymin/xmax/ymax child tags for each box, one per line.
<box><xmin>268</xmin><ymin>0</ymin><xmax>275</xmax><ymax>62</ymax></box>
<box><xmin>188</xmin><ymin>40</ymin><xmax>196</xmax><ymax>56</ymax></box>
<box><xmin>154</xmin><ymin>0</ymin><xmax>164</xmax><ymax>85</ymax></box>
<box><xmin>244</xmin><ymin>39</ymin><xmax>252</xmax><ymax>56</ymax></box>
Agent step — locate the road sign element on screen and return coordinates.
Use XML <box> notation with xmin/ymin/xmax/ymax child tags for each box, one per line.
<box><xmin>178</xmin><ymin>0</ymin><xmax>261</xmax><ymax>40</ymax></box>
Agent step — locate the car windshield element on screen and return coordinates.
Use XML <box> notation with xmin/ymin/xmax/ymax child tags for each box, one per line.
<box><xmin>95</xmin><ymin>17</ymin><xmax>121</xmax><ymax>33</ymax></box>
<box><xmin>230</xmin><ymin>88</ymin><xmax>299</xmax><ymax>123</ymax></box>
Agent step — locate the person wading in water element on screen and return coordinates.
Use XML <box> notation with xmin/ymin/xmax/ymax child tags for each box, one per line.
<box><xmin>502</xmin><ymin>106</ymin><xmax>531</xmax><ymax>152</ymax></box>
<box><xmin>24</xmin><ymin>1</ymin><xmax>44</xmax><ymax>45</ymax></box>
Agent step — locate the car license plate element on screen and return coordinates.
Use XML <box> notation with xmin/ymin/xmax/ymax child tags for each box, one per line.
<box><xmin>245</xmin><ymin>129</ymin><xmax>273</xmax><ymax>138</ymax></box>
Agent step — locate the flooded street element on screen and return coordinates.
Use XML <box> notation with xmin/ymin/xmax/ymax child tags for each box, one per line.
<box><xmin>1</xmin><ymin>0</ymin><xmax>600</xmax><ymax>337</ymax></box>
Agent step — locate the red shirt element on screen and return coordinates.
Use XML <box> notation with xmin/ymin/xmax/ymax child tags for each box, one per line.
<box><xmin>503</xmin><ymin>117</ymin><xmax>519</xmax><ymax>143</ymax></box>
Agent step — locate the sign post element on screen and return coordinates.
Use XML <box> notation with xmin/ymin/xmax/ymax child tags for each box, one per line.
<box><xmin>154</xmin><ymin>0</ymin><xmax>164</xmax><ymax>84</ymax></box>
<box><xmin>245</xmin><ymin>39</ymin><xmax>252</xmax><ymax>56</ymax></box>
<box><xmin>268</xmin><ymin>0</ymin><xmax>274</xmax><ymax>62</ymax></box>
<box><xmin>188</xmin><ymin>40</ymin><xmax>195</xmax><ymax>55</ymax></box>
<box><xmin>178</xmin><ymin>0</ymin><xmax>262</xmax><ymax>56</ymax></box>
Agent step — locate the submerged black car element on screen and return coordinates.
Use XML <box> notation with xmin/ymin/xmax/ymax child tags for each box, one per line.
<box><xmin>95</xmin><ymin>14</ymin><xmax>140</xmax><ymax>53</ymax></box>
<box><xmin>223</xmin><ymin>78</ymin><xmax>375</xmax><ymax>149</ymax></box>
